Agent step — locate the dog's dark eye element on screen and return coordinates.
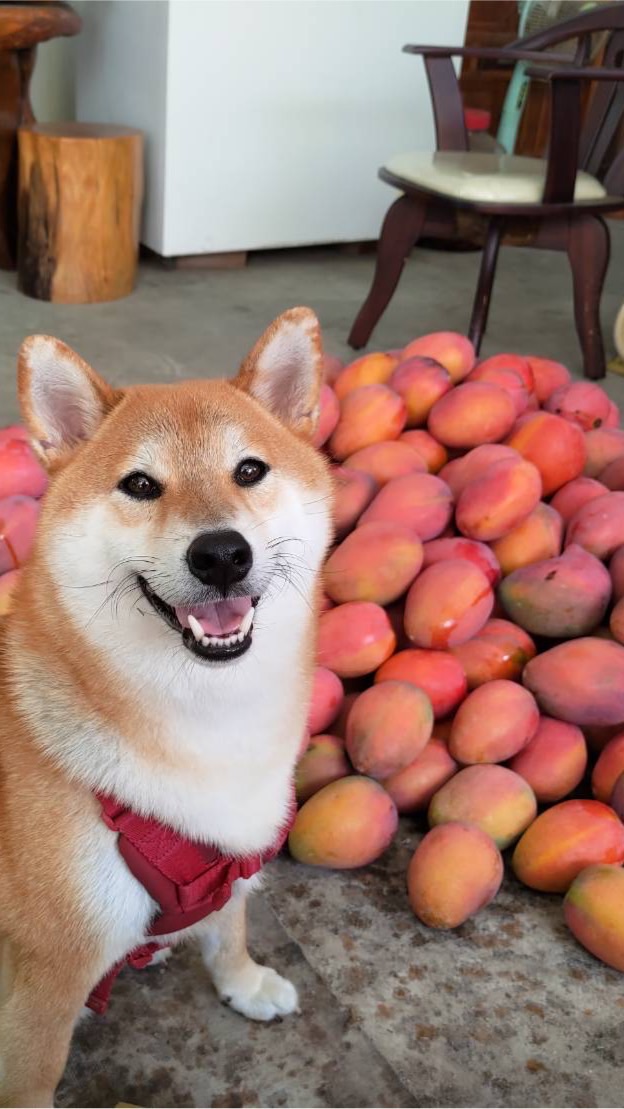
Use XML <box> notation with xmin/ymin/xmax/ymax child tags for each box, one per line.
<box><xmin>118</xmin><ymin>471</ymin><xmax>162</xmax><ymax>500</ymax></box>
<box><xmin>234</xmin><ymin>458</ymin><xmax>269</xmax><ymax>487</ymax></box>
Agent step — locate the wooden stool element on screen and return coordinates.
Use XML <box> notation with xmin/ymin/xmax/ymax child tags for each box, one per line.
<box><xmin>18</xmin><ymin>123</ymin><xmax>144</xmax><ymax>303</ymax></box>
<box><xmin>0</xmin><ymin>2</ymin><xmax>81</xmax><ymax>270</ymax></box>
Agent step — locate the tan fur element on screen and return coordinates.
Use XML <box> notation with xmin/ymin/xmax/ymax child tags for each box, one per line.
<box><xmin>0</xmin><ymin>309</ymin><xmax>332</xmax><ymax>1105</ymax></box>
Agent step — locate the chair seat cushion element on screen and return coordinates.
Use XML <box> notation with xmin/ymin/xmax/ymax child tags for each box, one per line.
<box><xmin>383</xmin><ymin>151</ymin><xmax>606</xmax><ymax>204</ymax></box>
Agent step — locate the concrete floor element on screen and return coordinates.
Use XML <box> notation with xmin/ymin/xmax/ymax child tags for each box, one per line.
<box><xmin>3</xmin><ymin>237</ymin><xmax>624</xmax><ymax>1108</ymax></box>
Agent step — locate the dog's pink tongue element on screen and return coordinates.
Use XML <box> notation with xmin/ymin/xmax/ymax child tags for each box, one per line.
<box><xmin>175</xmin><ymin>596</ymin><xmax>252</xmax><ymax>635</ymax></box>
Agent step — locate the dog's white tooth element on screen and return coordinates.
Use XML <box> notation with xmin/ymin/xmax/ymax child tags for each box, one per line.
<box><xmin>188</xmin><ymin>614</ymin><xmax>204</xmax><ymax>643</ymax></box>
<box><xmin>201</xmin><ymin>636</ymin><xmax>210</xmax><ymax>647</ymax></box>
<box><xmin>239</xmin><ymin>607</ymin><xmax>254</xmax><ymax>637</ymax></box>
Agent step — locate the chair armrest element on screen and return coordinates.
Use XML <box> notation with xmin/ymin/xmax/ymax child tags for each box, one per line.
<box><xmin>526</xmin><ymin>65</ymin><xmax>624</xmax><ymax>81</ymax></box>
<box><xmin>403</xmin><ymin>45</ymin><xmax>572</xmax><ymax>65</ymax></box>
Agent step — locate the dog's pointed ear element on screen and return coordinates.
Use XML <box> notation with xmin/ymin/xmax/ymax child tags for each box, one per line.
<box><xmin>17</xmin><ymin>335</ymin><xmax>119</xmax><ymax>465</ymax></box>
<box><xmin>234</xmin><ymin>307</ymin><xmax>324</xmax><ymax>438</ymax></box>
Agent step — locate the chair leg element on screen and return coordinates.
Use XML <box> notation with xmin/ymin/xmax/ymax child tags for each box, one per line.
<box><xmin>467</xmin><ymin>218</ymin><xmax>504</xmax><ymax>354</ymax></box>
<box><xmin>567</xmin><ymin>214</ymin><xmax>610</xmax><ymax>380</ymax></box>
<box><xmin>348</xmin><ymin>194</ymin><xmax>426</xmax><ymax>350</ymax></box>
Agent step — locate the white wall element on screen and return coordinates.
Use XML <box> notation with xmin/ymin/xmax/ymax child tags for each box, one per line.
<box><xmin>75</xmin><ymin>0</ymin><xmax>468</xmax><ymax>257</ymax></box>
<box><xmin>75</xmin><ymin>0</ymin><xmax>169</xmax><ymax>251</ymax></box>
<box><xmin>31</xmin><ymin>35</ymin><xmax>76</xmax><ymax>122</ymax></box>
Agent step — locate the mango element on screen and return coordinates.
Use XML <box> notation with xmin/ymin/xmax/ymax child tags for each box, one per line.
<box><xmin>428</xmin><ymin>765</ymin><xmax>537</xmax><ymax>849</ymax></box>
<box><xmin>523</xmin><ymin>638</ymin><xmax>624</xmax><ymax>726</ymax></box>
<box><xmin>404</xmin><ymin>559</ymin><xmax>493</xmax><ymax>649</ymax></box>
<box><xmin>611</xmin><ymin>772</ymin><xmax>624</xmax><ymax>819</ymax></box>
<box><xmin>456</xmin><ymin>456</ymin><xmax>542</xmax><ymax>542</ymax></box>
<box><xmin>401</xmin><ymin>332</ymin><xmax>475</xmax><ymax>384</ymax></box>
<box><xmin>591</xmin><ymin>733</ymin><xmax>624</xmax><ymax>802</ymax></box>
<box><xmin>345</xmin><ymin>441</ymin><xmax>426</xmax><ymax>486</ymax></box>
<box><xmin>506</xmin><ymin>411</ymin><xmax>586</xmax><ymax>495</ymax></box>
<box><xmin>466</xmin><ymin>364</ymin><xmax>530</xmax><ymax>416</ymax></box>
<box><xmin>324</xmin><ymin>522</ymin><xmax>423</xmax><ymax>605</ymax></box>
<box><xmin>0</xmin><ymin>438</ymin><xmax>47</xmax><ymax>500</ymax></box>
<box><xmin>610</xmin><ymin>545</ymin><xmax>624</xmax><ymax>600</ymax></box>
<box><xmin>317</xmin><ymin>601</ymin><xmax>396</xmax><ymax>678</ymax></box>
<box><xmin>583</xmin><ymin>722</ymin><xmax>622</xmax><ymax>754</ymax></box>
<box><xmin>407</xmin><ymin>822</ymin><xmax>503</xmax><ymax>929</ymax></box>
<box><xmin>0</xmin><ymin>496</ymin><xmax>40</xmax><ymax>574</ymax></box>
<box><xmin>422</xmin><ymin>537</ymin><xmax>501</xmax><ymax>585</ymax></box>
<box><xmin>307</xmin><ymin>667</ymin><xmax>344</xmax><ymax>735</ymax></box>
<box><xmin>332</xmin><ymin>466</ymin><xmax>378</xmax><ymax>538</ymax></box>
<box><xmin>439</xmin><ymin>444</ymin><xmax>518</xmax><ymax>499</ymax></box>
<box><xmin>428</xmin><ymin>382</ymin><xmax>516</xmax><ymax>449</ymax></box>
<box><xmin>288</xmin><ymin>776</ymin><xmax>398</xmax><ymax>868</ymax></box>
<box><xmin>0</xmin><ymin>425</ymin><xmax>30</xmax><ymax>448</ymax></box>
<box><xmin>526</xmin><ymin>355</ymin><xmax>571</xmax><ymax>403</ymax></box>
<box><xmin>0</xmin><ymin>569</ymin><xmax>19</xmax><ymax>616</ymax></box>
<box><xmin>564</xmin><ymin>864</ymin><xmax>624</xmax><ymax>973</ymax></box>
<box><xmin>359</xmin><ymin>472</ymin><xmax>453</xmax><ymax>541</ymax></box>
<box><xmin>313</xmin><ymin>384</ymin><xmax>340</xmax><ymax>448</ymax></box>
<box><xmin>566</xmin><ymin>491</ymin><xmax>624</xmax><ymax>560</ymax></box>
<box><xmin>399</xmin><ymin>429</ymin><xmax>448</xmax><ymax>473</ymax></box>
<box><xmin>598</xmin><ymin>456</ymin><xmax>624</xmax><ymax>491</ymax></box>
<box><xmin>334</xmin><ymin>352</ymin><xmax>397</xmax><ymax>399</ymax></box>
<box><xmin>389</xmin><ymin>357</ymin><xmax>453</xmax><ymax>426</ymax></box>
<box><xmin>382</xmin><ymin>739</ymin><xmax>458</xmax><ymax>813</ymax></box>
<box><xmin>384</xmin><ymin>599</ymin><xmax>410</xmax><ymax>651</ymax></box>
<box><xmin>606</xmin><ymin>401</ymin><xmax>620</xmax><ymax>428</ymax></box>
<box><xmin>610</xmin><ymin>596</ymin><xmax>624</xmax><ymax>644</ymax></box>
<box><xmin>376</xmin><ymin>647</ymin><xmax>467</xmax><ymax>718</ymax></box>
<box><xmin>509</xmin><ymin>717</ymin><xmax>587</xmax><ymax>803</ymax></box>
<box><xmin>475</xmin><ymin>353</ymin><xmax>534</xmax><ymax>393</ymax></box>
<box><xmin>329</xmin><ymin>384</ymin><xmax>406</xmax><ymax>460</ymax></box>
<box><xmin>499</xmin><ymin>544</ymin><xmax>611</xmax><ymax>638</ymax></box>
<box><xmin>545</xmin><ymin>381</ymin><xmax>611</xmax><ymax>432</ymax></box>
<box><xmin>583</xmin><ymin>427</ymin><xmax>624</xmax><ymax>477</ymax></box>
<box><xmin>346</xmin><ymin>680</ymin><xmax>433</xmax><ymax>779</ymax></box>
<box><xmin>550</xmin><ymin>477</ymin><xmax>607</xmax><ymax>524</ymax></box>
<box><xmin>512</xmin><ymin>800</ymin><xmax>624</xmax><ymax>893</ymax></box>
<box><xmin>295</xmin><ymin>734</ymin><xmax>350</xmax><ymax>804</ymax></box>
<box><xmin>490</xmin><ymin>502</ymin><xmax>562</xmax><ymax>576</ymax></box>
<box><xmin>332</xmin><ymin>690</ymin><xmax>358</xmax><ymax>740</ymax></box>
<box><xmin>450</xmin><ymin>618</ymin><xmax>536</xmax><ymax>688</ymax></box>
<box><xmin>449</xmin><ymin>680</ymin><xmax>539</xmax><ymax>764</ymax></box>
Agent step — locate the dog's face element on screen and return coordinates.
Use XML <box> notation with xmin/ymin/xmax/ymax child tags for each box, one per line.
<box><xmin>18</xmin><ymin>309</ymin><xmax>332</xmax><ymax>685</ymax></box>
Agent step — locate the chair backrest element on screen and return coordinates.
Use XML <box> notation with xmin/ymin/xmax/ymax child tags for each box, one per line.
<box><xmin>513</xmin><ymin>2</ymin><xmax>624</xmax><ymax>186</ymax></box>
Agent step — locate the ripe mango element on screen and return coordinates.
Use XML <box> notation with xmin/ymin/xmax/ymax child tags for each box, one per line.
<box><xmin>317</xmin><ymin>601</ymin><xmax>396</xmax><ymax>678</ymax></box>
<box><xmin>506</xmin><ymin>411</ymin><xmax>586</xmax><ymax>495</ymax></box>
<box><xmin>324</xmin><ymin>522</ymin><xmax>423</xmax><ymax>605</ymax></box>
<box><xmin>610</xmin><ymin>545</ymin><xmax>624</xmax><ymax>600</ymax></box>
<box><xmin>512</xmin><ymin>800</ymin><xmax>624</xmax><ymax>892</ymax></box>
<box><xmin>545</xmin><ymin>381</ymin><xmax>611</xmax><ymax>431</ymax></box>
<box><xmin>450</xmin><ymin>618</ymin><xmax>536</xmax><ymax>688</ymax></box>
<box><xmin>359</xmin><ymin>472</ymin><xmax>453</xmax><ymax>541</ymax></box>
<box><xmin>0</xmin><ymin>496</ymin><xmax>40</xmax><ymax>574</ymax></box>
<box><xmin>295</xmin><ymin>734</ymin><xmax>350</xmax><ymax>804</ymax></box>
<box><xmin>329</xmin><ymin>384</ymin><xmax>406</xmax><ymax>460</ymax></box>
<box><xmin>307</xmin><ymin>667</ymin><xmax>344</xmax><ymax>735</ymax></box>
<box><xmin>476</xmin><ymin>353</ymin><xmax>534</xmax><ymax>392</ymax></box>
<box><xmin>428</xmin><ymin>764</ymin><xmax>537</xmax><ymax>849</ymax></box>
<box><xmin>598</xmin><ymin>456</ymin><xmax>624</xmax><ymax>490</ymax></box>
<box><xmin>334</xmin><ymin>352</ymin><xmax>397</xmax><ymax>399</ymax></box>
<box><xmin>509</xmin><ymin>717</ymin><xmax>587</xmax><ymax>803</ymax></box>
<box><xmin>583</xmin><ymin>427</ymin><xmax>624</xmax><ymax>478</ymax></box>
<box><xmin>449</xmin><ymin>680</ymin><xmax>539</xmax><ymax>764</ymax></box>
<box><xmin>490</xmin><ymin>502</ymin><xmax>562</xmax><ymax>576</ymax></box>
<box><xmin>389</xmin><ymin>357</ymin><xmax>452</xmax><ymax>426</ymax></box>
<box><xmin>610</xmin><ymin>597</ymin><xmax>624</xmax><ymax>644</ymax></box>
<box><xmin>404</xmin><ymin>559</ymin><xmax>493</xmax><ymax>649</ymax></box>
<box><xmin>439</xmin><ymin>444</ymin><xmax>518</xmax><ymax>499</ymax></box>
<box><xmin>288</xmin><ymin>776</ymin><xmax>398</xmax><ymax>868</ymax></box>
<box><xmin>523</xmin><ymin>638</ymin><xmax>624</xmax><ymax>726</ymax></box>
<box><xmin>526</xmin><ymin>355</ymin><xmax>570</xmax><ymax>403</ymax></box>
<box><xmin>376</xmin><ymin>647</ymin><xmax>467</xmax><ymax>719</ymax></box>
<box><xmin>0</xmin><ymin>437</ymin><xmax>48</xmax><ymax>499</ymax></box>
<box><xmin>422</xmin><ymin>536</ymin><xmax>501</xmax><ymax>585</ymax></box>
<box><xmin>345</xmin><ymin>441</ymin><xmax>426</xmax><ymax>486</ymax></box>
<box><xmin>499</xmin><ymin>544</ymin><xmax>611</xmax><ymax>638</ymax></box>
<box><xmin>564</xmin><ymin>864</ymin><xmax>624</xmax><ymax>973</ymax></box>
<box><xmin>428</xmin><ymin>382</ymin><xmax>516</xmax><ymax>448</ymax></box>
<box><xmin>466</xmin><ymin>364</ymin><xmax>530</xmax><ymax>415</ymax></box>
<box><xmin>456</xmin><ymin>456</ymin><xmax>542</xmax><ymax>542</ymax></box>
<box><xmin>407</xmin><ymin>822</ymin><xmax>503</xmax><ymax>929</ymax></box>
<box><xmin>382</xmin><ymin>739</ymin><xmax>458</xmax><ymax>813</ymax></box>
<box><xmin>550</xmin><ymin>477</ymin><xmax>607</xmax><ymax>524</ymax></box>
<box><xmin>313</xmin><ymin>385</ymin><xmax>340</xmax><ymax>448</ymax></box>
<box><xmin>332</xmin><ymin>466</ymin><xmax>378</xmax><ymax>538</ymax></box>
<box><xmin>566</xmin><ymin>491</ymin><xmax>624</xmax><ymax>560</ymax></box>
<box><xmin>401</xmin><ymin>332</ymin><xmax>475</xmax><ymax>383</ymax></box>
<box><xmin>399</xmin><ymin>429</ymin><xmax>448</xmax><ymax>473</ymax></box>
<box><xmin>346</xmin><ymin>680</ymin><xmax>433</xmax><ymax>780</ymax></box>
<box><xmin>591</xmin><ymin>733</ymin><xmax>624</xmax><ymax>803</ymax></box>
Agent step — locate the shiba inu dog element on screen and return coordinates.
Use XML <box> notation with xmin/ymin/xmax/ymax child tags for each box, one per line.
<box><xmin>0</xmin><ymin>307</ymin><xmax>332</xmax><ymax>1107</ymax></box>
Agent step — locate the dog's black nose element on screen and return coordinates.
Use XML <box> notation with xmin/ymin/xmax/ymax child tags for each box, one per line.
<box><xmin>187</xmin><ymin>530</ymin><xmax>253</xmax><ymax>594</ymax></box>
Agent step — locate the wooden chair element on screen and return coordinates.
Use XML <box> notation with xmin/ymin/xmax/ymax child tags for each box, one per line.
<box><xmin>348</xmin><ymin>4</ymin><xmax>624</xmax><ymax>380</ymax></box>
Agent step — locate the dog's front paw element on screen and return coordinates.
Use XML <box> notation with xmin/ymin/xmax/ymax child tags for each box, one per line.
<box><xmin>218</xmin><ymin>963</ymin><xmax>299</xmax><ymax>1022</ymax></box>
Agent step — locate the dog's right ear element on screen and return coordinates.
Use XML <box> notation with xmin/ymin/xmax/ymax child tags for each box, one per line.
<box><xmin>18</xmin><ymin>335</ymin><xmax>119</xmax><ymax>465</ymax></box>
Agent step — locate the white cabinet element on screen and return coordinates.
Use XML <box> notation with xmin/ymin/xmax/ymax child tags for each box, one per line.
<box><xmin>76</xmin><ymin>0</ymin><xmax>468</xmax><ymax>257</ymax></box>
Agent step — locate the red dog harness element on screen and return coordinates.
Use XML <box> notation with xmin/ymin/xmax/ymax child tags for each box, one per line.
<box><xmin>87</xmin><ymin>791</ymin><xmax>295</xmax><ymax>1014</ymax></box>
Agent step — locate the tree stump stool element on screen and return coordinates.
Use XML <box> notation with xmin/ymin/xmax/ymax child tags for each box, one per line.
<box><xmin>18</xmin><ymin>123</ymin><xmax>144</xmax><ymax>303</ymax></box>
<box><xmin>0</xmin><ymin>2</ymin><xmax>81</xmax><ymax>270</ymax></box>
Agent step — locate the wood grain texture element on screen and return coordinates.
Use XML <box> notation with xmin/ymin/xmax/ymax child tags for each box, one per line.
<box><xmin>18</xmin><ymin>123</ymin><xmax>144</xmax><ymax>303</ymax></box>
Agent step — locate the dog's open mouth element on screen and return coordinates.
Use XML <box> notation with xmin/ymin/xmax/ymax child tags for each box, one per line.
<box><xmin>138</xmin><ymin>576</ymin><xmax>258</xmax><ymax>661</ymax></box>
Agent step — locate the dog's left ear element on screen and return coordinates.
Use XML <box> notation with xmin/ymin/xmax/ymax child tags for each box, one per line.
<box><xmin>235</xmin><ymin>307</ymin><xmax>323</xmax><ymax>438</ymax></box>
<box><xmin>18</xmin><ymin>335</ymin><xmax>119</xmax><ymax>466</ymax></box>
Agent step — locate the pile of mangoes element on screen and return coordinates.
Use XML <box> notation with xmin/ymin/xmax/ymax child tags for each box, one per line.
<box><xmin>0</xmin><ymin>425</ymin><xmax>47</xmax><ymax>614</ymax></box>
<box><xmin>290</xmin><ymin>332</ymin><xmax>624</xmax><ymax>977</ymax></box>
